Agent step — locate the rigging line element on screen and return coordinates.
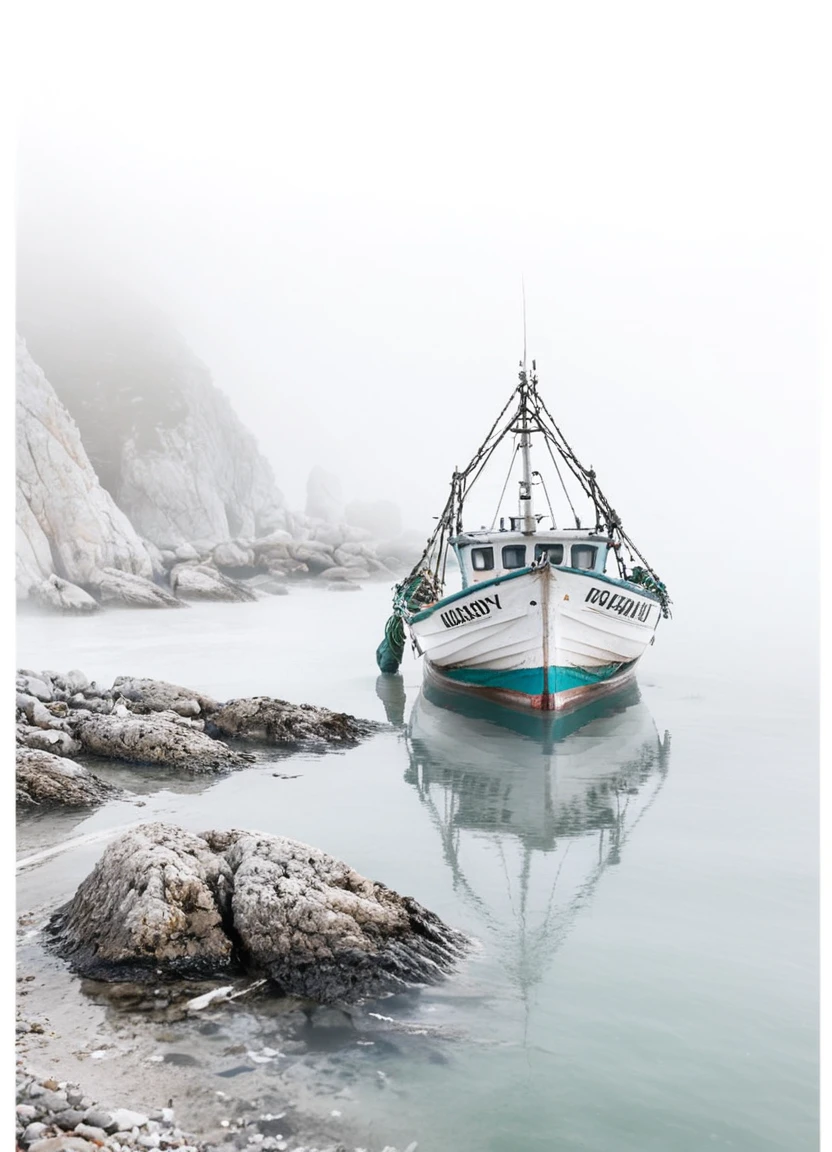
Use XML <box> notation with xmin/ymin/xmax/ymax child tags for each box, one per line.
<box><xmin>522</xmin><ymin>275</ymin><xmax>527</xmax><ymax>369</ymax></box>
<box><xmin>542</xmin><ymin>435</ymin><xmax>582</xmax><ymax>527</ymax></box>
<box><xmin>533</xmin><ymin>469</ymin><xmax>557</xmax><ymax>529</ymax></box>
<box><xmin>490</xmin><ymin>442</ymin><xmax>520</xmax><ymax>529</ymax></box>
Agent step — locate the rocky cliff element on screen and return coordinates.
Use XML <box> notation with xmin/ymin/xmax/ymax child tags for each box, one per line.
<box><xmin>16</xmin><ymin>335</ymin><xmax>154</xmax><ymax>599</ymax></box>
<box><xmin>17</xmin><ymin>287</ymin><xmax>289</xmax><ymax>551</ymax></box>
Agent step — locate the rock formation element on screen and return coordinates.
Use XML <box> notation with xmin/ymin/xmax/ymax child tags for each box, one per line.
<box><xmin>48</xmin><ymin>823</ymin><xmax>469</xmax><ymax>1002</ymax></box>
<box><xmin>15</xmin><ymin>336</ymin><xmax>155</xmax><ymax>600</ymax></box>
<box><xmin>16</xmin><ymin>748</ymin><xmax>119</xmax><ymax>808</ymax></box>
<box><xmin>15</xmin><ymin>671</ymin><xmax>378</xmax><ymax>775</ymax></box>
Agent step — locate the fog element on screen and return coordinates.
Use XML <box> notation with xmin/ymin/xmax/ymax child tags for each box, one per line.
<box><xmin>16</xmin><ymin>5</ymin><xmax>820</xmax><ymax>668</ymax></box>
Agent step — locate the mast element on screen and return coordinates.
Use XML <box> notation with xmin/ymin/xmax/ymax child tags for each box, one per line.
<box><xmin>518</xmin><ymin>360</ymin><xmax>537</xmax><ymax>535</ymax></box>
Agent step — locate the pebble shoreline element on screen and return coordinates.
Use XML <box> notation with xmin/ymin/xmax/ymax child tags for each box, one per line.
<box><xmin>14</xmin><ymin>1057</ymin><xmax>418</xmax><ymax>1152</ymax></box>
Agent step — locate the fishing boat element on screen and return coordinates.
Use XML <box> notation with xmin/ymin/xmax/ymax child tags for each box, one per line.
<box><xmin>377</xmin><ymin>356</ymin><xmax>671</xmax><ymax>712</ymax></box>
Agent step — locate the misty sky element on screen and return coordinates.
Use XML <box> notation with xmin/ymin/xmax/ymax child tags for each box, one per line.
<box><xmin>15</xmin><ymin>4</ymin><xmax>821</xmax><ymax>656</ymax></box>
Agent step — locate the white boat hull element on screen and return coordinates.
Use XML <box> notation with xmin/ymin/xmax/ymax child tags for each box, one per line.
<box><xmin>407</xmin><ymin>564</ymin><xmax>661</xmax><ymax>712</ymax></box>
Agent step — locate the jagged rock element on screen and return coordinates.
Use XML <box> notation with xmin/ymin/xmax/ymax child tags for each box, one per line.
<box><xmin>16</xmin><ymin>726</ymin><xmax>82</xmax><ymax>757</ymax></box>
<box><xmin>29</xmin><ymin>576</ymin><xmax>100</xmax><ymax>614</ymax></box>
<box><xmin>18</xmin><ymin>282</ymin><xmax>289</xmax><ymax>551</ymax></box>
<box><xmin>141</xmin><ymin>538</ymin><xmax>168</xmax><ymax>580</ymax></box>
<box><xmin>71</xmin><ymin>714</ymin><xmax>253</xmax><ymax>772</ymax></box>
<box><xmin>92</xmin><ymin>568</ymin><xmax>182</xmax><ymax>609</ymax></box>
<box><xmin>16</xmin><ymin>748</ymin><xmax>118</xmax><ymax>808</ymax></box>
<box><xmin>174</xmin><ymin>542</ymin><xmax>201</xmax><ymax>562</ymax></box>
<box><xmin>48</xmin><ymin>823</ymin><xmax>469</xmax><ymax>1002</ymax></box>
<box><xmin>221</xmin><ymin>831</ymin><xmax>470</xmax><ymax>1002</ymax></box>
<box><xmin>47</xmin><ymin>824</ymin><xmax>236</xmax><ymax>980</ymax></box>
<box><xmin>208</xmin><ymin>698</ymin><xmax>377</xmax><ymax>745</ymax></box>
<box><xmin>55</xmin><ymin>670</ymin><xmax>90</xmax><ymax>695</ymax></box>
<box><xmin>170</xmin><ymin>563</ymin><xmax>256</xmax><ymax>602</ymax></box>
<box><xmin>111</xmin><ymin>676</ymin><xmax>218</xmax><ymax>717</ymax></box>
<box><xmin>15</xmin><ymin>336</ymin><xmax>154</xmax><ymax>599</ymax></box>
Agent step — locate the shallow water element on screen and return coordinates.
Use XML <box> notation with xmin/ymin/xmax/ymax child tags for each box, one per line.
<box><xmin>16</xmin><ymin>585</ymin><xmax>818</xmax><ymax>1151</ymax></box>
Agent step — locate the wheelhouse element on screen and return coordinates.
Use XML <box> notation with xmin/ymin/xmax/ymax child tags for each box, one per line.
<box><xmin>453</xmin><ymin>529</ymin><xmax>611</xmax><ymax>589</ymax></box>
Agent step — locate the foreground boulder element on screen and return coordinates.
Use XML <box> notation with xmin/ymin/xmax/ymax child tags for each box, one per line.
<box><xmin>92</xmin><ymin>568</ymin><xmax>182</xmax><ymax>609</ymax></box>
<box><xmin>16</xmin><ymin>748</ymin><xmax>119</xmax><ymax>808</ymax></box>
<box><xmin>72</xmin><ymin>714</ymin><xmax>253</xmax><ymax>773</ymax></box>
<box><xmin>208</xmin><ymin>697</ymin><xmax>377</xmax><ymax>745</ymax></box>
<box><xmin>48</xmin><ymin>823</ymin><xmax>469</xmax><ymax>1002</ymax></box>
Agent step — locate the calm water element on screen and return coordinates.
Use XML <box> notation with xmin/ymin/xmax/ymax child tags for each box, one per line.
<box><xmin>16</xmin><ymin>585</ymin><xmax>818</xmax><ymax>1151</ymax></box>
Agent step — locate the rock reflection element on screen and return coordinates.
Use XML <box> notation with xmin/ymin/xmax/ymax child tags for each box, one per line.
<box><xmin>405</xmin><ymin>682</ymin><xmax>671</xmax><ymax>1007</ymax></box>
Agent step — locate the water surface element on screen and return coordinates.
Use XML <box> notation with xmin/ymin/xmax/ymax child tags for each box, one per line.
<box><xmin>16</xmin><ymin>586</ymin><xmax>818</xmax><ymax>1151</ymax></box>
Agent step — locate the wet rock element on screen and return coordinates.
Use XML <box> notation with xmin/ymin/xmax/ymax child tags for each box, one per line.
<box><xmin>171</xmin><ymin>563</ymin><xmax>256</xmax><ymax>602</ymax></box>
<box><xmin>111</xmin><ymin>676</ymin><xmax>217</xmax><ymax>717</ymax></box>
<box><xmin>208</xmin><ymin>698</ymin><xmax>377</xmax><ymax>746</ymax></box>
<box><xmin>48</xmin><ymin>822</ymin><xmax>469</xmax><ymax>1003</ymax></box>
<box><xmin>220</xmin><ymin>831</ymin><xmax>470</xmax><ymax>1003</ymax></box>
<box><xmin>92</xmin><ymin>568</ymin><xmax>183</xmax><ymax>609</ymax></box>
<box><xmin>71</xmin><ymin>713</ymin><xmax>252</xmax><ymax>772</ymax></box>
<box><xmin>30</xmin><ymin>576</ymin><xmax>101</xmax><ymax>614</ymax></box>
<box><xmin>16</xmin><ymin>749</ymin><xmax>118</xmax><ymax>808</ymax></box>
<box><xmin>48</xmin><ymin>824</ymin><xmax>237</xmax><ymax>980</ymax></box>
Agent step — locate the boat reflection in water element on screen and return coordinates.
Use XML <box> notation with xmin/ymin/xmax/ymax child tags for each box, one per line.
<box><xmin>404</xmin><ymin>680</ymin><xmax>671</xmax><ymax>1011</ymax></box>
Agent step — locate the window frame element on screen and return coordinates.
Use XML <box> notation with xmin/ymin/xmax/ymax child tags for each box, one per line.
<box><xmin>570</xmin><ymin>544</ymin><xmax>598</xmax><ymax>571</ymax></box>
<box><xmin>501</xmin><ymin>544</ymin><xmax>527</xmax><ymax>570</ymax></box>
<box><xmin>470</xmin><ymin>546</ymin><xmax>495</xmax><ymax>572</ymax></box>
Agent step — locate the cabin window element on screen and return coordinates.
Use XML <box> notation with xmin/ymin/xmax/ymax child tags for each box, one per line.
<box><xmin>571</xmin><ymin>544</ymin><xmax>598</xmax><ymax>570</ymax></box>
<box><xmin>502</xmin><ymin>544</ymin><xmax>527</xmax><ymax>569</ymax></box>
<box><xmin>534</xmin><ymin>543</ymin><xmax>564</xmax><ymax>565</ymax></box>
<box><xmin>471</xmin><ymin>546</ymin><xmax>494</xmax><ymax>572</ymax></box>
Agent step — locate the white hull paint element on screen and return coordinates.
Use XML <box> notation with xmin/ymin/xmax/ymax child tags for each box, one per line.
<box><xmin>408</xmin><ymin>564</ymin><xmax>661</xmax><ymax>712</ymax></box>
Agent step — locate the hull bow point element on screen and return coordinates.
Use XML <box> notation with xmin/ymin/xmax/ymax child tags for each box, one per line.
<box><xmin>377</xmin><ymin>356</ymin><xmax>670</xmax><ymax>711</ymax></box>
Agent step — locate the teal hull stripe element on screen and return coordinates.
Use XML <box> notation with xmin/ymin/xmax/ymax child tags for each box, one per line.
<box><xmin>438</xmin><ymin>661</ymin><xmax>634</xmax><ymax>696</ymax></box>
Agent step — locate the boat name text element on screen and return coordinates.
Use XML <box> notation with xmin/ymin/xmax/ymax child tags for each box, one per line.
<box><xmin>584</xmin><ymin>588</ymin><xmax>651</xmax><ymax>622</ymax></box>
<box><xmin>440</xmin><ymin>595</ymin><xmax>502</xmax><ymax>629</ymax></box>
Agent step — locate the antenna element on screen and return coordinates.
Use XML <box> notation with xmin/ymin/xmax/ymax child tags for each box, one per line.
<box><xmin>521</xmin><ymin>275</ymin><xmax>527</xmax><ymax>368</ymax></box>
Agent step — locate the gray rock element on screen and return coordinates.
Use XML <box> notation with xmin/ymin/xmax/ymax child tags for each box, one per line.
<box><xmin>73</xmin><ymin>1125</ymin><xmax>108</xmax><ymax>1142</ymax></box>
<box><xmin>54</xmin><ymin>1110</ymin><xmax>86</xmax><ymax>1130</ymax></box>
<box><xmin>111</xmin><ymin>676</ymin><xmax>217</xmax><ymax>717</ymax></box>
<box><xmin>48</xmin><ymin>824</ymin><xmax>237</xmax><ymax>980</ymax></box>
<box><xmin>213</xmin><ymin>542</ymin><xmax>255</xmax><ymax>569</ymax></box>
<box><xmin>21</xmin><ymin>1122</ymin><xmax>48</xmax><ymax>1144</ymax></box>
<box><xmin>30</xmin><ymin>576</ymin><xmax>101</xmax><ymax>614</ymax></box>
<box><xmin>17</xmin><ymin>1104</ymin><xmax>39</xmax><ymax>1121</ymax></box>
<box><xmin>109</xmin><ymin>1109</ymin><xmax>149</xmax><ymax>1131</ymax></box>
<box><xmin>30</xmin><ymin>700</ymin><xmax>59</xmax><ymax>728</ymax></box>
<box><xmin>208</xmin><ymin>698</ymin><xmax>377</xmax><ymax>746</ymax></box>
<box><xmin>71</xmin><ymin>713</ymin><xmax>251</xmax><ymax>772</ymax></box>
<box><xmin>48</xmin><ymin>822</ymin><xmax>469</xmax><ymax>1003</ymax></box>
<box><xmin>171</xmin><ymin>563</ymin><xmax>256</xmax><ymax>603</ymax></box>
<box><xmin>16</xmin><ymin>748</ymin><xmax>118</xmax><ymax>808</ymax></box>
<box><xmin>29</xmin><ymin>1138</ymin><xmax>94</xmax><ymax>1152</ymax></box>
<box><xmin>82</xmin><ymin>1110</ymin><xmax>113</xmax><ymax>1130</ymax></box>
<box><xmin>20</xmin><ymin>725</ymin><xmax>78</xmax><ymax>755</ymax></box>
<box><xmin>21</xmin><ymin>676</ymin><xmax>53</xmax><ymax>702</ymax></box>
<box><xmin>38</xmin><ymin>1089</ymin><xmax>69</xmax><ymax>1112</ymax></box>
<box><xmin>92</xmin><ymin>568</ymin><xmax>182</xmax><ymax>609</ymax></box>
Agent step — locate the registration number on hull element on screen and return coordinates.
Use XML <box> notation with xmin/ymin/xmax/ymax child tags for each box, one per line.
<box><xmin>584</xmin><ymin>587</ymin><xmax>652</xmax><ymax>623</ymax></box>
